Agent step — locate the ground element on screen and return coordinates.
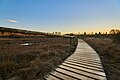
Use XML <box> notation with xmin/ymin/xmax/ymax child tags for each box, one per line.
<box><xmin>0</xmin><ymin>37</ymin><xmax>77</xmax><ymax>80</ymax></box>
<box><xmin>84</xmin><ymin>38</ymin><xmax>120</xmax><ymax>80</ymax></box>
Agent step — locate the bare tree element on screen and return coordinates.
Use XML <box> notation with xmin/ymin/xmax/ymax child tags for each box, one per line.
<box><xmin>109</xmin><ymin>29</ymin><xmax>120</xmax><ymax>34</ymax></box>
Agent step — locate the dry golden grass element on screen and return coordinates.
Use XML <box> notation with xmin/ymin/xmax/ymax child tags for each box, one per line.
<box><xmin>0</xmin><ymin>37</ymin><xmax>78</xmax><ymax>80</ymax></box>
<box><xmin>84</xmin><ymin>38</ymin><xmax>120</xmax><ymax>80</ymax></box>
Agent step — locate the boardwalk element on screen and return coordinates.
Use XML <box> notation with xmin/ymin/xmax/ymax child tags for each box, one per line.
<box><xmin>45</xmin><ymin>39</ymin><xmax>107</xmax><ymax>80</ymax></box>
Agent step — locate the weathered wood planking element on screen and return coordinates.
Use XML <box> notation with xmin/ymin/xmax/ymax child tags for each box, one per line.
<box><xmin>45</xmin><ymin>39</ymin><xmax>107</xmax><ymax>80</ymax></box>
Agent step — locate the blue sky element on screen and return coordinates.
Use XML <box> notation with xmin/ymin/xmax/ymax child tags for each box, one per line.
<box><xmin>0</xmin><ymin>0</ymin><xmax>120</xmax><ymax>33</ymax></box>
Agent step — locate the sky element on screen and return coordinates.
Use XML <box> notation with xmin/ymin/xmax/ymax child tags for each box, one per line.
<box><xmin>0</xmin><ymin>0</ymin><xmax>120</xmax><ymax>34</ymax></box>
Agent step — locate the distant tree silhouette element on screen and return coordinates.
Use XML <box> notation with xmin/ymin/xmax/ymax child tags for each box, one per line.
<box><xmin>98</xmin><ymin>32</ymin><xmax>101</xmax><ymax>35</ymax></box>
<box><xmin>109</xmin><ymin>29</ymin><xmax>120</xmax><ymax>34</ymax></box>
<box><xmin>109</xmin><ymin>29</ymin><xmax>115</xmax><ymax>34</ymax></box>
<box><xmin>54</xmin><ymin>32</ymin><xmax>56</xmax><ymax>34</ymax></box>
<box><xmin>84</xmin><ymin>32</ymin><xmax>86</xmax><ymax>35</ymax></box>
<box><xmin>52</xmin><ymin>32</ymin><xmax>54</xmax><ymax>34</ymax></box>
<box><xmin>95</xmin><ymin>33</ymin><xmax>97</xmax><ymax>35</ymax></box>
<box><xmin>116</xmin><ymin>29</ymin><xmax>120</xmax><ymax>34</ymax></box>
<box><xmin>91</xmin><ymin>32</ymin><xmax>93</xmax><ymax>35</ymax></box>
<box><xmin>105</xmin><ymin>32</ymin><xmax>107</xmax><ymax>34</ymax></box>
<box><xmin>58</xmin><ymin>32</ymin><xmax>61</xmax><ymax>35</ymax></box>
<box><xmin>109</xmin><ymin>29</ymin><xmax>120</xmax><ymax>42</ymax></box>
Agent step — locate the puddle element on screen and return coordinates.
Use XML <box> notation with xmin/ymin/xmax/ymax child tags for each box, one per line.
<box><xmin>21</xmin><ymin>43</ymin><xmax>32</xmax><ymax>46</ymax></box>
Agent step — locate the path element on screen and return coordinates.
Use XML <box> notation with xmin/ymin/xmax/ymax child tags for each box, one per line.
<box><xmin>45</xmin><ymin>39</ymin><xmax>107</xmax><ymax>80</ymax></box>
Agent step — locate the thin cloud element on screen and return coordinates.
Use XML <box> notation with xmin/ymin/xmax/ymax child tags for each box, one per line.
<box><xmin>7</xmin><ymin>19</ymin><xmax>17</xmax><ymax>23</ymax></box>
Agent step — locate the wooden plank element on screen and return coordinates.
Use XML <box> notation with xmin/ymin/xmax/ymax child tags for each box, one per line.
<box><xmin>56</xmin><ymin>68</ymin><xmax>92</xmax><ymax>80</ymax></box>
<box><xmin>66</xmin><ymin>58</ymin><xmax>102</xmax><ymax>66</ymax></box>
<box><xmin>59</xmin><ymin>64</ymin><xmax>106</xmax><ymax>80</ymax></box>
<box><xmin>62</xmin><ymin>63</ymin><xmax>106</xmax><ymax>77</ymax></box>
<box><xmin>50</xmin><ymin>71</ymin><xmax>76</xmax><ymax>80</ymax></box>
<box><xmin>64</xmin><ymin>60</ymin><xmax>104</xmax><ymax>71</ymax></box>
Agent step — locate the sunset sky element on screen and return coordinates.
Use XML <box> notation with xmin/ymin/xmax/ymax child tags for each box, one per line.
<box><xmin>0</xmin><ymin>0</ymin><xmax>120</xmax><ymax>34</ymax></box>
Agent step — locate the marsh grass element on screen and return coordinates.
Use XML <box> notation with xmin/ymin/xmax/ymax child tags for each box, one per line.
<box><xmin>84</xmin><ymin>38</ymin><xmax>120</xmax><ymax>80</ymax></box>
<box><xmin>0</xmin><ymin>37</ymin><xmax>78</xmax><ymax>80</ymax></box>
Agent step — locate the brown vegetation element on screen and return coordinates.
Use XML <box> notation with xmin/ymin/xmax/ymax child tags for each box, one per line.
<box><xmin>0</xmin><ymin>37</ymin><xmax>78</xmax><ymax>80</ymax></box>
<box><xmin>0</xmin><ymin>27</ymin><xmax>46</xmax><ymax>36</ymax></box>
<box><xmin>84</xmin><ymin>38</ymin><xmax>120</xmax><ymax>80</ymax></box>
